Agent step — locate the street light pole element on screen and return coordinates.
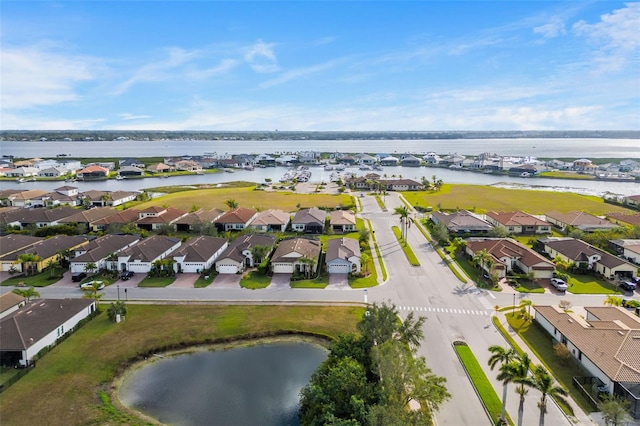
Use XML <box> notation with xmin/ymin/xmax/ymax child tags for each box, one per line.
<box><xmin>117</xmin><ymin>285</ymin><xmax>120</xmax><ymax>301</ymax></box>
<box><xmin>124</xmin><ymin>288</ymin><xmax>128</xmax><ymax>302</ymax></box>
<box><xmin>513</xmin><ymin>293</ymin><xmax>516</xmax><ymax>311</ymax></box>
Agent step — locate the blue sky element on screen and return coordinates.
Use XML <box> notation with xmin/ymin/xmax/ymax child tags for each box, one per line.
<box><xmin>1</xmin><ymin>1</ymin><xmax>639</xmax><ymax>131</ymax></box>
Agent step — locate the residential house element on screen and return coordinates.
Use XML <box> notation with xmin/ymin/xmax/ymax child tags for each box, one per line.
<box><xmin>0</xmin><ymin>292</ymin><xmax>26</xmax><ymax>320</ymax></box>
<box><xmin>382</xmin><ymin>179</ymin><xmax>425</xmax><ymax>191</ymax></box>
<box><xmin>400</xmin><ymin>155</ymin><xmax>422</xmax><ymax>167</ymax></box>
<box><xmin>248</xmin><ymin>209</ymin><xmax>291</xmax><ymax>232</ymax></box>
<box><xmin>169</xmin><ymin>236</ymin><xmax>228</xmax><ymax>273</ymax></box>
<box><xmin>539</xmin><ymin>237</ymin><xmax>638</xmax><ymax>280</ymax></box>
<box><xmin>3</xmin><ymin>189</ymin><xmax>49</xmax><ymax>208</ymax></box>
<box><xmin>465</xmin><ymin>238</ymin><xmax>556</xmax><ymax>280</ymax></box>
<box><xmin>609</xmin><ymin>239</ymin><xmax>640</xmax><ymax>265</ymax></box>
<box><xmin>215</xmin><ymin>234</ymin><xmax>276</xmax><ymax>274</ymax></box>
<box><xmin>357</xmin><ymin>154</ymin><xmax>378</xmax><ymax>166</ymax></box>
<box><xmin>5</xmin><ymin>167</ymin><xmax>39</xmax><ymax>178</ymax></box>
<box><xmin>330</xmin><ymin>210</ymin><xmax>356</xmax><ymax>233</ymax></box>
<box><xmin>533</xmin><ymin>305</ymin><xmax>640</xmax><ymax>419</ymax></box>
<box><xmin>545</xmin><ymin>211</ymin><xmax>619</xmax><ymax>232</ymax></box>
<box><xmin>379</xmin><ymin>156</ymin><xmax>400</xmax><ymax>166</ymax></box>
<box><xmin>119</xmin><ymin>158</ymin><xmax>146</xmax><ymax>168</ymax></box>
<box><xmin>174</xmin><ymin>208</ymin><xmax>224</xmax><ymax>232</ymax></box>
<box><xmin>76</xmin><ymin>165</ymin><xmax>109</xmax><ymax>180</ymax></box>
<box><xmin>607</xmin><ymin>213</ymin><xmax>640</xmax><ymax>228</ymax></box>
<box><xmin>508</xmin><ymin>164</ymin><xmax>539</xmax><ymax>176</ymax></box>
<box><xmin>57</xmin><ymin>207</ymin><xmax>118</xmax><ymax>232</ymax></box>
<box><xmin>326</xmin><ymin>238</ymin><xmax>361</xmax><ymax>274</ymax></box>
<box><xmin>622</xmin><ymin>195</ymin><xmax>640</xmax><ymax>209</ymax></box>
<box><xmin>147</xmin><ymin>163</ymin><xmax>175</xmax><ymax>173</ymax></box>
<box><xmin>69</xmin><ymin>234</ymin><xmax>141</xmax><ymax>274</ymax></box>
<box><xmin>431</xmin><ymin>210</ymin><xmax>493</xmax><ymax>236</ymax></box>
<box><xmin>0</xmin><ymin>235</ymin><xmax>44</xmax><ymax>271</ymax></box>
<box><xmin>291</xmin><ymin>208</ymin><xmax>326</xmax><ymax>234</ymax></box>
<box><xmin>572</xmin><ymin>159</ymin><xmax>598</xmax><ymax>172</ymax></box>
<box><xmin>175</xmin><ymin>160</ymin><xmax>202</xmax><ymax>172</ymax></box>
<box><xmin>0</xmin><ymin>299</ymin><xmax>96</xmax><ymax>367</ymax></box>
<box><xmin>270</xmin><ymin>238</ymin><xmax>322</xmax><ymax>274</ymax></box>
<box><xmin>439</xmin><ymin>154</ymin><xmax>465</xmax><ymax>169</ymax></box>
<box><xmin>118</xmin><ymin>166</ymin><xmax>144</xmax><ymax>177</ymax></box>
<box><xmin>117</xmin><ymin>235</ymin><xmax>182</xmax><ymax>273</ymax></box>
<box><xmin>254</xmin><ymin>154</ymin><xmax>276</xmax><ymax>167</ymax></box>
<box><xmin>39</xmin><ymin>186</ymin><xmax>81</xmax><ymax>207</ymax></box>
<box><xmin>90</xmin><ymin>209</ymin><xmax>141</xmax><ymax>232</ymax></box>
<box><xmin>215</xmin><ymin>207</ymin><xmax>259</xmax><ymax>232</ymax></box>
<box><xmin>0</xmin><ymin>235</ymin><xmax>90</xmax><ymax>274</ymax></box>
<box><xmin>80</xmin><ymin>190</ymin><xmax>138</xmax><ymax>208</ymax></box>
<box><xmin>485</xmin><ymin>211</ymin><xmax>552</xmax><ymax>234</ymax></box>
<box><xmin>135</xmin><ymin>206</ymin><xmax>189</xmax><ymax>231</ymax></box>
<box><xmin>37</xmin><ymin>167</ymin><xmax>67</xmax><ymax>178</ymax></box>
<box><xmin>423</xmin><ymin>152</ymin><xmax>441</xmax><ymax>164</ymax></box>
<box><xmin>3</xmin><ymin>206</ymin><xmax>78</xmax><ymax>229</ymax></box>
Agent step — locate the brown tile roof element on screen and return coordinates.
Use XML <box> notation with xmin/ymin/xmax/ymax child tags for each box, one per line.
<box><xmin>72</xmin><ymin>234</ymin><xmax>141</xmax><ymax>262</ymax></box>
<box><xmin>541</xmin><ymin>238</ymin><xmax>634</xmax><ymax>270</ymax></box>
<box><xmin>4</xmin><ymin>206</ymin><xmax>78</xmax><ymax>225</ymax></box>
<box><xmin>0</xmin><ymin>235</ymin><xmax>43</xmax><ymax>256</ymax></box>
<box><xmin>431</xmin><ymin>210</ymin><xmax>493</xmax><ymax>232</ymax></box>
<box><xmin>217</xmin><ymin>234</ymin><xmax>276</xmax><ymax>263</ymax></box>
<box><xmin>271</xmin><ymin>238</ymin><xmax>321</xmax><ymax>263</ymax></box>
<box><xmin>78</xmin><ymin>165</ymin><xmax>108</xmax><ymax>174</ymax></box>
<box><xmin>0</xmin><ymin>292</ymin><xmax>25</xmax><ymax>314</ymax></box>
<box><xmin>250</xmin><ymin>209</ymin><xmax>290</xmax><ymax>226</ymax></box>
<box><xmin>0</xmin><ymin>299</ymin><xmax>95</xmax><ymax>351</ymax></box>
<box><xmin>326</xmin><ymin>238</ymin><xmax>361</xmax><ymax>262</ymax></box>
<box><xmin>0</xmin><ymin>235</ymin><xmax>90</xmax><ymax>262</ymax></box>
<box><xmin>466</xmin><ymin>238</ymin><xmax>555</xmax><ymax>269</ymax></box>
<box><xmin>292</xmin><ymin>207</ymin><xmax>326</xmax><ymax>225</ymax></box>
<box><xmin>330</xmin><ymin>210</ymin><xmax>356</xmax><ymax>225</ymax></box>
<box><xmin>486</xmin><ymin>211</ymin><xmax>551</xmax><ymax>227</ymax></box>
<box><xmin>175</xmin><ymin>208</ymin><xmax>224</xmax><ymax>225</ymax></box>
<box><xmin>534</xmin><ymin>305</ymin><xmax>640</xmax><ymax>383</ymax></box>
<box><xmin>215</xmin><ymin>207</ymin><xmax>257</xmax><ymax>224</ymax></box>
<box><xmin>168</xmin><ymin>236</ymin><xmax>228</xmax><ymax>262</ymax></box>
<box><xmin>92</xmin><ymin>209</ymin><xmax>140</xmax><ymax>226</ymax></box>
<box><xmin>136</xmin><ymin>207</ymin><xmax>188</xmax><ymax>225</ymax></box>
<box><xmin>58</xmin><ymin>207</ymin><xmax>118</xmax><ymax>224</ymax></box>
<box><xmin>120</xmin><ymin>235</ymin><xmax>182</xmax><ymax>263</ymax></box>
<box><xmin>546</xmin><ymin>211</ymin><xmax>618</xmax><ymax>230</ymax></box>
<box><xmin>607</xmin><ymin>213</ymin><xmax>640</xmax><ymax>227</ymax></box>
<box><xmin>6</xmin><ymin>189</ymin><xmax>49</xmax><ymax>201</ymax></box>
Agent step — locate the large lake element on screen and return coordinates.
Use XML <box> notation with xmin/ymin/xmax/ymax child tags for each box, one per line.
<box><xmin>118</xmin><ymin>342</ymin><xmax>327</xmax><ymax>426</ymax></box>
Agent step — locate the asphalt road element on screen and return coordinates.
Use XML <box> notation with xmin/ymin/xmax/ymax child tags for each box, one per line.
<box><xmin>3</xmin><ymin>191</ymin><xmax>614</xmax><ymax>425</ymax></box>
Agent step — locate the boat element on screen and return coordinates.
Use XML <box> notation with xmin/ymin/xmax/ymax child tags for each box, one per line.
<box><xmin>116</xmin><ymin>175</ymin><xmax>124</xmax><ymax>180</ymax></box>
<box><xmin>520</xmin><ymin>172</ymin><xmax>531</xmax><ymax>178</ymax></box>
<box><xmin>324</xmin><ymin>164</ymin><xmax>334</xmax><ymax>171</ymax></box>
<box><xmin>224</xmin><ymin>168</ymin><xmax>235</xmax><ymax>173</ymax></box>
<box><xmin>16</xmin><ymin>178</ymin><xmax>25</xmax><ymax>183</ymax></box>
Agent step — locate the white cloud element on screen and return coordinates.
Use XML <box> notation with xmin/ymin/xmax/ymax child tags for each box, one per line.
<box><xmin>0</xmin><ymin>46</ymin><xmax>95</xmax><ymax>110</ymax></box>
<box><xmin>244</xmin><ymin>40</ymin><xmax>279</xmax><ymax>73</ymax></box>
<box><xmin>572</xmin><ymin>3</ymin><xmax>640</xmax><ymax>72</ymax></box>
<box><xmin>259</xmin><ymin>59</ymin><xmax>342</xmax><ymax>89</ymax></box>
<box><xmin>118</xmin><ymin>113</ymin><xmax>152</xmax><ymax>120</ymax></box>
<box><xmin>533</xmin><ymin>17</ymin><xmax>567</xmax><ymax>38</ymax></box>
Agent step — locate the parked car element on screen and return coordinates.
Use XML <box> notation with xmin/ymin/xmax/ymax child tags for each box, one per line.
<box><xmin>71</xmin><ymin>272</ymin><xmax>87</xmax><ymax>282</ymax></box>
<box><xmin>80</xmin><ymin>280</ymin><xmax>105</xmax><ymax>290</ymax></box>
<box><xmin>550</xmin><ymin>278</ymin><xmax>568</xmax><ymax>291</ymax></box>
<box><xmin>620</xmin><ymin>280</ymin><xmax>637</xmax><ymax>292</ymax></box>
<box><xmin>120</xmin><ymin>271</ymin><xmax>134</xmax><ymax>280</ymax></box>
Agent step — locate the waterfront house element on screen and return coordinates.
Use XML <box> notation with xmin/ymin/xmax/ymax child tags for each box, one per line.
<box><xmin>168</xmin><ymin>236</ymin><xmax>228</xmax><ymax>273</ymax></box>
<box><xmin>3</xmin><ymin>190</ymin><xmax>50</xmax><ymax>208</ymax></box>
<box><xmin>430</xmin><ymin>210</ymin><xmax>493</xmax><ymax>236</ymax></box>
<box><xmin>215</xmin><ymin>233</ymin><xmax>276</xmax><ymax>274</ymax></box>
<box><xmin>117</xmin><ymin>166</ymin><xmax>144</xmax><ymax>177</ymax></box>
<box><xmin>270</xmin><ymin>237</ymin><xmax>321</xmax><ymax>275</ymax></box>
<box><xmin>538</xmin><ymin>237</ymin><xmax>638</xmax><ymax>280</ymax></box>
<box><xmin>214</xmin><ymin>207</ymin><xmax>259</xmax><ymax>232</ymax></box>
<box><xmin>485</xmin><ymin>211</ymin><xmax>552</xmax><ymax>234</ymax></box>
<box><xmin>382</xmin><ymin>179</ymin><xmax>424</xmax><ymax>191</ymax></box>
<box><xmin>465</xmin><ymin>238</ymin><xmax>555</xmax><ymax>280</ymax></box>
<box><xmin>326</xmin><ymin>237</ymin><xmax>361</xmax><ymax>274</ymax></box>
<box><xmin>545</xmin><ymin>211</ymin><xmax>619</xmax><ymax>232</ymax></box>
<box><xmin>533</xmin><ymin>305</ymin><xmax>640</xmax><ymax>419</ymax></box>
<box><xmin>622</xmin><ymin>195</ymin><xmax>640</xmax><ymax>209</ymax></box>
<box><xmin>37</xmin><ymin>166</ymin><xmax>67</xmax><ymax>178</ymax></box>
<box><xmin>147</xmin><ymin>163</ymin><xmax>175</xmax><ymax>173</ymax></box>
<box><xmin>291</xmin><ymin>208</ymin><xmax>326</xmax><ymax>234</ymax></box>
<box><xmin>380</xmin><ymin>156</ymin><xmax>400</xmax><ymax>166</ymax></box>
<box><xmin>330</xmin><ymin>210</ymin><xmax>356</xmax><ymax>233</ymax></box>
<box><xmin>0</xmin><ymin>299</ymin><xmax>96</xmax><ymax>368</ymax></box>
<box><xmin>76</xmin><ymin>165</ymin><xmax>109</xmax><ymax>180</ymax></box>
<box><xmin>400</xmin><ymin>155</ymin><xmax>422</xmax><ymax>167</ymax></box>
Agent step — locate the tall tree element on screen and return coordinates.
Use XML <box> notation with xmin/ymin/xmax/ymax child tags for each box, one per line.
<box><xmin>500</xmin><ymin>353</ymin><xmax>534</xmax><ymax>426</ymax></box>
<box><xmin>488</xmin><ymin>345</ymin><xmax>519</xmax><ymax>424</ymax></box>
<box><xmin>225</xmin><ymin>199</ymin><xmax>238</xmax><ymax>209</ymax></box>
<box><xmin>12</xmin><ymin>287</ymin><xmax>40</xmax><ymax>303</ymax></box>
<box><xmin>393</xmin><ymin>206</ymin><xmax>410</xmax><ymax>240</ymax></box>
<box><xmin>599</xmin><ymin>395</ymin><xmax>632</xmax><ymax>426</ymax></box>
<box><xmin>473</xmin><ymin>249</ymin><xmax>491</xmax><ymax>272</ymax></box>
<box><xmin>357</xmin><ymin>302</ymin><xmax>425</xmax><ymax>350</ymax></box>
<box><xmin>15</xmin><ymin>253</ymin><xmax>42</xmax><ymax>276</ymax></box>
<box><xmin>84</xmin><ymin>262</ymin><xmax>98</xmax><ymax>275</ymax></box>
<box><xmin>531</xmin><ymin>366</ymin><xmax>569</xmax><ymax>426</ymax></box>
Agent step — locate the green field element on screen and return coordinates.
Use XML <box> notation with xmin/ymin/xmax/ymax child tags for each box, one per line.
<box><xmin>134</xmin><ymin>185</ymin><xmax>354</xmax><ymax>212</ymax></box>
<box><xmin>402</xmin><ymin>184</ymin><xmax>633</xmax><ymax>215</ymax></box>
<box><xmin>0</xmin><ymin>304</ymin><xmax>364</xmax><ymax>426</ymax></box>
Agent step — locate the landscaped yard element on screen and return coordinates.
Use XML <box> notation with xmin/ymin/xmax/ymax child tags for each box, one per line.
<box><xmin>290</xmin><ymin>274</ymin><xmax>329</xmax><ymax>288</ymax></box>
<box><xmin>0</xmin><ymin>267</ymin><xmax>67</xmax><ymax>287</ymax></box>
<box><xmin>401</xmin><ymin>184</ymin><xmax>633</xmax><ymax>215</ymax></box>
<box><xmin>194</xmin><ymin>274</ymin><xmax>215</xmax><ymax>288</ymax></box>
<box><xmin>0</xmin><ymin>304</ymin><xmax>365</xmax><ymax>426</ymax></box>
<box><xmin>566</xmin><ymin>274</ymin><xmax>622</xmax><ymax>295</ymax></box>
<box><xmin>137</xmin><ymin>276</ymin><xmax>175</xmax><ymax>287</ymax></box>
<box><xmin>133</xmin><ymin>185</ymin><xmax>354</xmax><ymax>212</ymax></box>
<box><xmin>240</xmin><ymin>270</ymin><xmax>272</xmax><ymax>289</ymax></box>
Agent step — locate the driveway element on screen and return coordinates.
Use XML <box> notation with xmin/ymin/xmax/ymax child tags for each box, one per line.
<box><xmin>326</xmin><ymin>273</ymin><xmax>350</xmax><ymax>289</ymax></box>
<box><xmin>267</xmin><ymin>273</ymin><xmax>291</xmax><ymax>289</ymax></box>
<box><xmin>213</xmin><ymin>273</ymin><xmax>242</xmax><ymax>289</ymax></box>
<box><xmin>168</xmin><ymin>273</ymin><xmax>199</xmax><ymax>288</ymax></box>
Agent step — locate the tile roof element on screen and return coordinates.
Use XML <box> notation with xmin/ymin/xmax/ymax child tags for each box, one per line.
<box><xmin>541</xmin><ymin>238</ymin><xmax>635</xmax><ymax>270</ymax></box>
<box><xmin>326</xmin><ymin>238</ymin><xmax>361</xmax><ymax>262</ymax></box>
<box><xmin>215</xmin><ymin>207</ymin><xmax>258</xmax><ymax>224</ymax></box>
<box><xmin>466</xmin><ymin>238</ymin><xmax>555</xmax><ymax>269</ymax></box>
<box><xmin>431</xmin><ymin>210</ymin><xmax>493</xmax><ymax>232</ymax></box>
<box><xmin>174</xmin><ymin>208</ymin><xmax>224</xmax><ymax>225</ymax></box>
<box><xmin>4</xmin><ymin>206</ymin><xmax>78</xmax><ymax>225</ymax></box>
<box><xmin>168</xmin><ymin>236</ymin><xmax>228</xmax><ymax>262</ymax></box>
<box><xmin>271</xmin><ymin>238</ymin><xmax>321</xmax><ymax>263</ymax></box>
<box><xmin>607</xmin><ymin>213</ymin><xmax>640</xmax><ymax>227</ymax></box>
<box><xmin>534</xmin><ymin>306</ymin><xmax>640</xmax><ymax>383</ymax></box>
<box><xmin>0</xmin><ymin>235</ymin><xmax>44</xmax><ymax>256</ymax></box>
<box><xmin>330</xmin><ymin>210</ymin><xmax>356</xmax><ymax>225</ymax></box>
<box><xmin>0</xmin><ymin>235</ymin><xmax>90</xmax><ymax>262</ymax></box>
<box><xmin>92</xmin><ymin>209</ymin><xmax>140</xmax><ymax>226</ymax></box>
<box><xmin>0</xmin><ymin>299</ymin><xmax>95</xmax><ymax>351</ymax></box>
<box><xmin>250</xmin><ymin>209</ymin><xmax>291</xmax><ymax>226</ymax></box>
<box><xmin>119</xmin><ymin>235</ymin><xmax>182</xmax><ymax>263</ymax></box>
<box><xmin>136</xmin><ymin>207</ymin><xmax>188</xmax><ymax>224</ymax></box>
<box><xmin>292</xmin><ymin>208</ymin><xmax>326</xmax><ymax>225</ymax></box>
<box><xmin>486</xmin><ymin>211</ymin><xmax>551</xmax><ymax>227</ymax></box>
<box><xmin>72</xmin><ymin>234</ymin><xmax>141</xmax><ymax>263</ymax></box>
<box><xmin>545</xmin><ymin>211</ymin><xmax>618</xmax><ymax>230</ymax></box>
<box><xmin>0</xmin><ymin>292</ymin><xmax>25</xmax><ymax>313</ymax></box>
<box><xmin>58</xmin><ymin>207</ymin><xmax>117</xmax><ymax>224</ymax></box>
<box><xmin>217</xmin><ymin>234</ymin><xmax>276</xmax><ymax>263</ymax></box>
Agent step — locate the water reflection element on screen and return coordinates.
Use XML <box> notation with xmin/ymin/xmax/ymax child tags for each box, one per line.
<box><xmin>118</xmin><ymin>342</ymin><xmax>327</xmax><ymax>426</ymax></box>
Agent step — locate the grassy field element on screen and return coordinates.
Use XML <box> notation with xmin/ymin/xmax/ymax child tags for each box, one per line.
<box><xmin>537</xmin><ymin>171</ymin><xmax>595</xmax><ymax>180</ymax></box>
<box><xmin>402</xmin><ymin>184</ymin><xmax>633</xmax><ymax>215</ymax></box>
<box><xmin>0</xmin><ymin>304</ymin><xmax>365</xmax><ymax>426</ymax></box>
<box><xmin>453</xmin><ymin>342</ymin><xmax>513</xmax><ymax>425</ymax></box>
<box><xmin>134</xmin><ymin>185</ymin><xmax>353</xmax><ymax>212</ymax></box>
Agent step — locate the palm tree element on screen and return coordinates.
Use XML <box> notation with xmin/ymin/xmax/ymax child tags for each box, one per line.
<box><xmin>15</xmin><ymin>253</ymin><xmax>41</xmax><ymax>276</ymax></box>
<box><xmin>393</xmin><ymin>206</ymin><xmax>410</xmax><ymax>240</ymax></box>
<box><xmin>82</xmin><ymin>281</ymin><xmax>104</xmax><ymax>304</ymax></box>
<box><xmin>225</xmin><ymin>199</ymin><xmax>238</xmax><ymax>209</ymax></box>
<box><xmin>250</xmin><ymin>245</ymin><xmax>270</xmax><ymax>266</ymax></box>
<box><xmin>450</xmin><ymin>237</ymin><xmax>467</xmax><ymax>256</ymax></box>
<box><xmin>84</xmin><ymin>262</ymin><xmax>98</xmax><ymax>275</ymax></box>
<box><xmin>472</xmin><ymin>248</ymin><xmax>490</xmax><ymax>273</ymax></box>
<box><xmin>488</xmin><ymin>345</ymin><xmax>519</xmax><ymax>424</ymax></box>
<box><xmin>531</xmin><ymin>366</ymin><xmax>569</xmax><ymax>426</ymax></box>
<box><xmin>12</xmin><ymin>287</ymin><xmax>40</xmax><ymax>303</ymax></box>
<box><xmin>502</xmin><ymin>353</ymin><xmax>535</xmax><ymax>426</ymax></box>
<box><xmin>604</xmin><ymin>295</ymin><xmax>623</xmax><ymax>306</ymax></box>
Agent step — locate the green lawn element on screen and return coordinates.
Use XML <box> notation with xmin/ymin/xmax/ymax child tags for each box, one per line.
<box><xmin>453</xmin><ymin>341</ymin><xmax>513</xmax><ymax>426</ymax></box>
<box><xmin>505</xmin><ymin>313</ymin><xmax>594</xmax><ymax>414</ymax></box>
<box><xmin>0</xmin><ymin>304</ymin><xmax>365</xmax><ymax>426</ymax></box>
<box><xmin>137</xmin><ymin>276</ymin><xmax>175</xmax><ymax>287</ymax></box>
<box><xmin>566</xmin><ymin>274</ymin><xmax>623</xmax><ymax>295</ymax></box>
<box><xmin>240</xmin><ymin>270</ymin><xmax>272</xmax><ymax>289</ymax></box>
<box><xmin>401</xmin><ymin>184</ymin><xmax>633</xmax><ymax>215</ymax></box>
<box><xmin>194</xmin><ymin>274</ymin><xmax>215</xmax><ymax>288</ymax></box>
<box><xmin>0</xmin><ymin>267</ymin><xmax>67</xmax><ymax>287</ymax></box>
<box><xmin>290</xmin><ymin>275</ymin><xmax>329</xmax><ymax>288</ymax></box>
<box><xmin>391</xmin><ymin>226</ymin><xmax>420</xmax><ymax>266</ymax></box>
<box><xmin>368</xmin><ymin>219</ymin><xmax>388</xmax><ymax>282</ymax></box>
<box><xmin>514</xmin><ymin>279</ymin><xmax>545</xmax><ymax>294</ymax></box>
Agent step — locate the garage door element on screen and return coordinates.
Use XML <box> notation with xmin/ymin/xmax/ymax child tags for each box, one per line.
<box><xmin>272</xmin><ymin>263</ymin><xmax>294</xmax><ymax>274</ymax></box>
<box><xmin>217</xmin><ymin>264</ymin><xmax>238</xmax><ymax>274</ymax></box>
<box><xmin>328</xmin><ymin>264</ymin><xmax>350</xmax><ymax>274</ymax></box>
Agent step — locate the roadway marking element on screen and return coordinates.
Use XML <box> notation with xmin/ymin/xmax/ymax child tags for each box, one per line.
<box><xmin>398</xmin><ymin>306</ymin><xmax>491</xmax><ymax>316</ymax></box>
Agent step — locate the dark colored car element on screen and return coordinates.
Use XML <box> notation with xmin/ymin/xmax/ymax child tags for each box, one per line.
<box><xmin>620</xmin><ymin>280</ymin><xmax>637</xmax><ymax>292</ymax></box>
<box><xmin>71</xmin><ymin>272</ymin><xmax>87</xmax><ymax>282</ymax></box>
<box><xmin>120</xmin><ymin>271</ymin><xmax>134</xmax><ymax>280</ymax></box>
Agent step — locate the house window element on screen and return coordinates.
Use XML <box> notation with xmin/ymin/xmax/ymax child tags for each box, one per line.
<box><xmin>578</xmin><ymin>351</ymin><xmax>582</xmax><ymax>361</ymax></box>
